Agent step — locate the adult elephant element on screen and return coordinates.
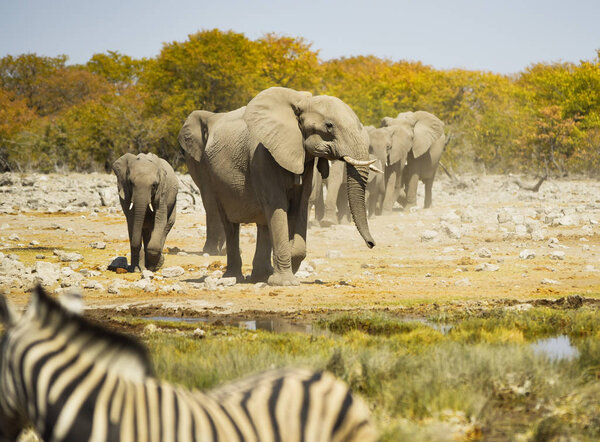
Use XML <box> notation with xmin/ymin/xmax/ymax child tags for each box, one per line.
<box><xmin>178</xmin><ymin>87</ymin><xmax>377</xmax><ymax>286</ymax></box>
<box><xmin>380</xmin><ymin>111</ymin><xmax>445</xmax><ymax>212</ymax></box>
<box><xmin>181</xmin><ymin>110</ymin><xmax>231</xmax><ymax>256</ymax></box>
<box><xmin>113</xmin><ymin>152</ymin><xmax>179</xmax><ymax>272</ymax></box>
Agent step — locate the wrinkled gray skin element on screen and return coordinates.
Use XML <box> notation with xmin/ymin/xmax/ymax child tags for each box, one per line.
<box><xmin>178</xmin><ymin>87</ymin><xmax>375</xmax><ymax>286</ymax></box>
<box><xmin>182</xmin><ymin>110</ymin><xmax>229</xmax><ymax>256</ymax></box>
<box><xmin>379</xmin><ymin>111</ymin><xmax>445</xmax><ymax>212</ymax></box>
<box><xmin>113</xmin><ymin>153</ymin><xmax>178</xmax><ymax>272</ymax></box>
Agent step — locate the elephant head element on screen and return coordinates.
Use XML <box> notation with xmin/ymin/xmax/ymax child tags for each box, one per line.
<box><xmin>113</xmin><ymin>152</ymin><xmax>169</xmax><ymax>271</ymax></box>
<box><xmin>243</xmin><ymin>87</ymin><xmax>376</xmax><ymax>248</ymax></box>
<box><xmin>381</xmin><ymin>111</ymin><xmax>445</xmax><ymax>165</ymax></box>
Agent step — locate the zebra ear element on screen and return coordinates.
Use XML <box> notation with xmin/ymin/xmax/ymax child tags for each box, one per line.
<box><xmin>58</xmin><ymin>290</ymin><xmax>84</xmax><ymax>315</ymax></box>
<box><xmin>0</xmin><ymin>294</ymin><xmax>16</xmax><ymax>327</ymax></box>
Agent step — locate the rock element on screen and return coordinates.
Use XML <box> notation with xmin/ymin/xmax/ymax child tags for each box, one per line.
<box><xmin>420</xmin><ymin>230</ymin><xmax>439</xmax><ymax>242</ymax></box>
<box><xmin>547</xmin><ymin>237</ymin><xmax>560</xmax><ymax>247</ymax></box>
<box><xmin>90</xmin><ymin>241</ymin><xmax>106</xmax><ymax>249</ymax></box>
<box><xmin>108</xmin><ymin>256</ymin><xmax>128</xmax><ymax>271</ymax></box>
<box><xmin>549</xmin><ymin>251</ymin><xmax>565</xmax><ymax>260</ymax></box>
<box><xmin>254</xmin><ymin>282</ymin><xmax>268</xmax><ymax>289</ymax></box>
<box><xmin>8</xmin><ymin>234</ymin><xmax>19</xmax><ymax>241</ymax></box>
<box><xmin>326</xmin><ymin>250</ymin><xmax>343</xmax><ymax>258</ymax></box>
<box><xmin>83</xmin><ymin>280</ymin><xmax>102</xmax><ymax>290</ymax></box>
<box><xmin>35</xmin><ymin>254</ymin><xmax>45</xmax><ymax>259</ymax></box>
<box><xmin>33</xmin><ymin>261</ymin><xmax>60</xmax><ymax>286</ymax></box>
<box><xmin>142</xmin><ymin>269</ymin><xmax>154</xmax><ymax>280</ymax></box>
<box><xmin>440</xmin><ymin>210</ymin><xmax>461</xmax><ymax>223</ymax></box>
<box><xmin>584</xmin><ymin>265</ymin><xmax>597</xmax><ymax>272</ymax></box>
<box><xmin>160</xmin><ymin>284</ymin><xmax>183</xmax><ymax>293</ymax></box>
<box><xmin>514</xmin><ymin>224</ymin><xmax>528</xmax><ymax>237</ymax></box>
<box><xmin>475</xmin><ymin>263</ymin><xmax>500</xmax><ymax>272</ymax></box>
<box><xmin>530</xmin><ymin>229</ymin><xmax>546</xmax><ymax>241</ymax></box>
<box><xmin>161</xmin><ymin>266</ymin><xmax>185</xmax><ymax>278</ymax></box>
<box><xmin>519</xmin><ymin>249</ymin><xmax>536</xmax><ymax>259</ymax></box>
<box><xmin>295</xmin><ymin>271</ymin><xmax>311</xmax><ymax>279</ymax></box>
<box><xmin>217</xmin><ymin>277</ymin><xmax>237</xmax><ymax>286</ymax></box>
<box><xmin>497</xmin><ymin>211</ymin><xmax>511</xmax><ymax>224</ymax></box>
<box><xmin>454</xmin><ymin>277</ymin><xmax>471</xmax><ymax>286</ymax></box>
<box><xmin>30</xmin><ymin>240</ymin><xmax>40</xmax><ymax>246</ymax></box>
<box><xmin>54</xmin><ymin>250</ymin><xmax>83</xmax><ymax>262</ymax></box>
<box><xmin>441</xmin><ymin>222</ymin><xmax>461</xmax><ymax>239</ymax></box>
<box><xmin>143</xmin><ymin>284</ymin><xmax>156</xmax><ymax>293</ymax></box>
<box><xmin>554</xmin><ymin>215</ymin><xmax>577</xmax><ymax>226</ymax></box>
<box><xmin>209</xmin><ymin>269</ymin><xmax>224</xmax><ymax>279</ymax></box>
<box><xmin>193</xmin><ymin>328</ymin><xmax>206</xmax><ymax>338</ymax></box>
<box><xmin>132</xmin><ymin>279</ymin><xmax>149</xmax><ymax>290</ymax></box>
<box><xmin>143</xmin><ymin>324</ymin><xmax>158</xmax><ymax>334</ymax></box>
<box><xmin>475</xmin><ymin>247</ymin><xmax>492</xmax><ymax>258</ymax></box>
<box><xmin>107</xmin><ymin>283</ymin><xmax>121</xmax><ymax>294</ymax></box>
<box><xmin>541</xmin><ymin>278</ymin><xmax>560</xmax><ymax>285</ymax></box>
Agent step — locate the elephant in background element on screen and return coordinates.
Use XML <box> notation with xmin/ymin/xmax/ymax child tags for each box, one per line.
<box><xmin>113</xmin><ymin>152</ymin><xmax>178</xmax><ymax>272</ymax></box>
<box><xmin>181</xmin><ymin>110</ymin><xmax>232</xmax><ymax>256</ymax></box>
<box><xmin>380</xmin><ymin>111</ymin><xmax>445</xmax><ymax>211</ymax></box>
<box><xmin>179</xmin><ymin>87</ymin><xmax>377</xmax><ymax>286</ymax></box>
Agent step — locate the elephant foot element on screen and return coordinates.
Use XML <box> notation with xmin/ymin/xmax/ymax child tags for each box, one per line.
<box><xmin>202</xmin><ymin>245</ymin><xmax>226</xmax><ymax>256</ymax></box>
<box><xmin>249</xmin><ymin>267</ymin><xmax>273</xmax><ymax>283</ymax></box>
<box><xmin>145</xmin><ymin>253</ymin><xmax>165</xmax><ymax>272</ymax></box>
<box><xmin>268</xmin><ymin>271</ymin><xmax>299</xmax><ymax>286</ymax></box>
<box><xmin>402</xmin><ymin>203</ymin><xmax>417</xmax><ymax>211</ymax></box>
<box><xmin>128</xmin><ymin>264</ymin><xmax>142</xmax><ymax>273</ymax></box>
<box><xmin>319</xmin><ymin>217</ymin><xmax>337</xmax><ymax>228</ymax></box>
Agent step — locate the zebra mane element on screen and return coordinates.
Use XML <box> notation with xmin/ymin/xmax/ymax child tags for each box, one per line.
<box><xmin>30</xmin><ymin>285</ymin><xmax>154</xmax><ymax>377</ymax></box>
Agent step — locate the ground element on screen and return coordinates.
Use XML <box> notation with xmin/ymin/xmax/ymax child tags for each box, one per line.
<box><xmin>1</xmin><ymin>172</ymin><xmax>598</xmax><ymax>314</ymax></box>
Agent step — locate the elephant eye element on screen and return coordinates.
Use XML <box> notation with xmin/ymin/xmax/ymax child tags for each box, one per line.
<box><xmin>325</xmin><ymin>122</ymin><xmax>334</xmax><ymax>131</ymax></box>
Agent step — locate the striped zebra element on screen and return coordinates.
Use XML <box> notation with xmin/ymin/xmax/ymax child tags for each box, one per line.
<box><xmin>0</xmin><ymin>286</ymin><xmax>376</xmax><ymax>441</ymax></box>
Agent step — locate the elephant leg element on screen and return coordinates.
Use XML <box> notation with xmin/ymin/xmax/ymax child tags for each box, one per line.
<box><xmin>250</xmin><ymin>224</ymin><xmax>273</xmax><ymax>282</ymax></box>
<box><xmin>222</xmin><ymin>220</ymin><xmax>244</xmax><ymax>282</ymax></box>
<box><xmin>289</xmin><ymin>166</ymin><xmax>312</xmax><ymax>274</ymax></box>
<box><xmin>200</xmin><ymin>182</ymin><xmax>226</xmax><ymax>256</ymax></box>
<box><xmin>404</xmin><ymin>172</ymin><xmax>419</xmax><ymax>209</ymax></box>
<box><xmin>321</xmin><ymin>161</ymin><xmax>344</xmax><ymax>227</ymax></box>
<box><xmin>424</xmin><ymin>177</ymin><xmax>434</xmax><ymax>209</ymax></box>
<box><xmin>382</xmin><ymin>168</ymin><xmax>399</xmax><ymax>214</ymax></box>
<box><xmin>266</xmin><ymin>207</ymin><xmax>298</xmax><ymax>286</ymax></box>
<box><xmin>141</xmin><ymin>226</ymin><xmax>152</xmax><ymax>271</ymax></box>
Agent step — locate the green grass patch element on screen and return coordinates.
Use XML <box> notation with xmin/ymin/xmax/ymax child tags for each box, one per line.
<box><xmin>138</xmin><ymin>306</ymin><xmax>600</xmax><ymax>440</ymax></box>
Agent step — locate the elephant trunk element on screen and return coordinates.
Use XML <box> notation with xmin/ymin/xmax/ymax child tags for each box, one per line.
<box><xmin>130</xmin><ymin>193</ymin><xmax>149</xmax><ymax>270</ymax></box>
<box><xmin>345</xmin><ymin>163</ymin><xmax>376</xmax><ymax>248</ymax></box>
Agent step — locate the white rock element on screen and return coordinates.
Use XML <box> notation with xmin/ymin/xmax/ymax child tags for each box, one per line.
<box><xmin>476</xmin><ymin>247</ymin><xmax>492</xmax><ymax>258</ymax></box>
<box><xmin>143</xmin><ymin>284</ymin><xmax>156</xmax><ymax>293</ymax></box>
<box><xmin>161</xmin><ymin>266</ymin><xmax>185</xmax><ymax>278</ymax></box>
<box><xmin>530</xmin><ymin>230</ymin><xmax>546</xmax><ymax>241</ymax></box>
<box><xmin>555</xmin><ymin>215</ymin><xmax>577</xmax><ymax>226</ymax></box>
<box><xmin>33</xmin><ymin>261</ymin><xmax>60</xmax><ymax>286</ymax></box>
<box><xmin>475</xmin><ymin>263</ymin><xmax>500</xmax><ymax>272</ymax></box>
<box><xmin>549</xmin><ymin>251</ymin><xmax>565</xmax><ymax>260</ymax></box>
<box><xmin>514</xmin><ymin>224</ymin><xmax>528</xmax><ymax>237</ymax></box>
<box><xmin>132</xmin><ymin>279</ymin><xmax>149</xmax><ymax>290</ymax></box>
<box><xmin>454</xmin><ymin>277</ymin><xmax>471</xmax><ymax>286</ymax></box>
<box><xmin>210</xmin><ymin>270</ymin><xmax>223</xmax><ymax>279</ymax></box>
<box><xmin>541</xmin><ymin>278</ymin><xmax>560</xmax><ymax>285</ymax></box>
<box><xmin>108</xmin><ymin>284</ymin><xmax>121</xmax><ymax>294</ymax></box>
<box><xmin>584</xmin><ymin>265</ymin><xmax>597</xmax><ymax>272</ymax></box>
<box><xmin>8</xmin><ymin>234</ymin><xmax>19</xmax><ymax>241</ymax></box>
<box><xmin>326</xmin><ymin>250</ymin><xmax>343</xmax><ymax>258</ymax></box>
<box><xmin>217</xmin><ymin>277</ymin><xmax>237</xmax><ymax>286</ymax></box>
<box><xmin>143</xmin><ymin>324</ymin><xmax>158</xmax><ymax>334</ymax></box>
<box><xmin>519</xmin><ymin>249</ymin><xmax>536</xmax><ymax>259</ymax></box>
<box><xmin>30</xmin><ymin>240</ymin><xmax>40</xmax><ymax>246</ymax></box>
<box><xmin>90</xmin><ymin>241</ymin><xmax>106</xmax><ymax>249</ymax></box>
<box><xmin>142</xmin><ymin>269</ymin><xmax>154</xmax><ymax>280</ymax></box>
<box><xmin>54</xmin><ymin>250</ymin><xmax>83</xmax><ymax>262</ymax></box>
<box><xmin>193</xmin><ymin>328</ymin><xmax>206</xmax><ymax>338</ymax></box>
<box><xmin>441</xmin><ymin>222</ymin><xmax>461</xmax><ymax>239</ymax></box>
<box><xmin>420</xmin><ymin>230</ymin><xmax>439</xmax><ymax>241</ymax></box>
<box><xmin>512</xmin><ymin>215</ymin><xmax>525</xmax><ymax>225</ymax></box>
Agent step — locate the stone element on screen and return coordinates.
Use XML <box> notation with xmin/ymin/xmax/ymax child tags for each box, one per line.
<box><xmin>584</xmin><ymin>265</ymin><xmax>597</xmax><ymax>272</ymax></box>
<box><xmin>514</xmin><ymin>224</ymin><xmax>527</xmax><ymax>237</ymax></box>
<box><xmin>326</xmin><ymin>250</ymin><xmax>343</xmax><ymax>258</ymax></box>
<box><xmin>497</xmin><ymin>211</ymin><xmax>511</xmax><ymax>224</ymax></box>
<box><xmin>83</xmin><ymin>280</ymin><xmax>102</xmax><ymax>290</ymax></box>
<box><xmin>549</xmin><ymin>251</ymin><xmax>565</xmax><ymax>260</ymax></box>
<box><xmin>530</xmin><ymin>229</ymin><xmax>546</xmax><ymax>241</ymax></box>
<box><xmin>193</xmin><ymin>328</ymin><xmax>206</xmax><ymax>338</ymax></box>
<box><xmin>107</xmin><ymin>283</ymin><xmax>121</xmax><ymax>294</ymax></box>
<box><xmin>143</xmin><ymin>324</ymin><xmax>158</xmax><ymax>334</ymax></box>
<box><xmin>420</xmin><ymin>230</ymin><xmax>439</xmax><ymax>241</ymax></box>
<box><xmin>254</xmin><ymin>282</ymin><xmax>268</xmax><ymax>289</ymax></box>
<box><xmin>132</xmin><ymin>279</ymin><xmax>149</xmax><ymax>290</ymax></box>
<box><xmin>142</xmin><ymin>269</ymin><xmax>154</xmax><ymax>280</ymax></box>
<box><xmin>161</xmin><ymin>266</ymin><xmax>185</xmax><ymax>278</ymax></box>
<box><xmin>108</xmin><ymin>256</ymin><xmax>128</xmax><ymax>271</ymax></box>
<box><xmin>33</xmin><ymin>261</ymin><xmax>60</xmax><ymax>286</ymax></box>
<box><xmin>8</xmin><ymin>234</ymin><xmax>19</xmax><ymax>241</ymax></box>
<box><xmin>54</xmin><ymin>250</ymin><xmax>83</xmax><ymax>262</ymax></box>
<box><xmin>35</xmin><ymin>254</ymin><xmax>45</xmax><ymax>259</ymax></box>
<box><xmin>29</xmin><ymin>240</ymin><xmax>40</xmax><ymax>246</ymax></box>
<box><xmin>204</xmin><ymin>276</ymin><xmax>218</xmax><ymax>290</ymax></box>
<box><xmin>90</xmin><ymin>241</ymin><xmax>106</xmax><ymax>249</ymax></box>
<box><xmin>217</xmin><ymin>277</ymin><xmax>237</xmax><ymax>286</ymax></box>
<box><xmin>475</xmin><ymin>263</ymin><xmax>499</xmax><ymax>272</ymax></box>
<box><xmin>143</xmin><ymin>284</ymin><xmax>156</xmax><ymax>293</ymax></box>
<box><xmin>541</xmin><ymin>278</ymin><xmax>560</xmax><ymax>285</ymax></box>
<box><xmin>160</xmin><ymin>284</ymin><xmax>183</xmax><ymax>293</ymax></box>
<box><xmin>441</xmin><ymin>222</ymin><xmax>461</xmax><ymax>239</ymax></box>
<box><xmin>454</xmin><ymin>277</ymin><xmax>471</xmax><ymax>287</ymax></box>
<box><xmin>475</xmin><ymin>247</ymin><xmax>492</xmax><ymax>258</ymax></box>
<box><xmin>555</xmin><ymin>215</ymin><xmax>576</xmax><ymax>226</ymax></box>
<box><xmin>519</xmin><ymin>249</ymin><xmax>536</xmax><ymax>259</ymax></box>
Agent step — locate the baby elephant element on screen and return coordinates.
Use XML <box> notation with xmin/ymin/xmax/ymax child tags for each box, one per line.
<box><xmin>113</xmin><ymin>152</ymin><xmax>178</xmax><ymax>272</ymax></box>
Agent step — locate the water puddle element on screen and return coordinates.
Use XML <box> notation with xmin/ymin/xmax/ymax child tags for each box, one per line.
<box><xmin>531</xmin><ymin>335</ymin><xmax>579</xmax><ymax>361</ymax></box>
<box><xmin>144</xmin><ymin>316</ymin><xmax>325</xmax><ymax>335</ymax></box>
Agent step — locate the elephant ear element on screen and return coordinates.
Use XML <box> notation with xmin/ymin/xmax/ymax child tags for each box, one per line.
<box><xmin>389</xmin><ymin>125</ymin><xmax>413</xmax><ymax>166</ymax></box>
<box><xmin>244</xmin><ymin>87</ymin><xmax>311</xmax><ymax>175</ymax></box>
<box><xmin>112</xmin><ymin>153</ymin><xmax>136</xmax><ymax>200</ymax></box>
<box><xmin>412</xmin><ymin>111</ymin><xmax>444</xmax><ymax>159</ymax></box>
<box><xmin>178</xmin><ymin>110</ymin><xmax>215</xmax><ymax>163</ymax></box>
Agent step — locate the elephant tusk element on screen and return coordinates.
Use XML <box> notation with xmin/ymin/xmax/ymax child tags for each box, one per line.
<box><xmin>129</xmin><ymin>202</ymin><xmax>134</xmax><ymax>210</ymax></box>
<box><xmin>369</xmin><ymin>164</ymin><xmax>384</xmax><ymax>174</ymax></box>
<box><xmin>342</xmin><ymin>156</ymin><xmax>377</xmax><ymax>167</ymax></box>
<box><xmin>149</xmin><ymin>203</ymin><xmax>154</xmax><ymax>212</ymax></box>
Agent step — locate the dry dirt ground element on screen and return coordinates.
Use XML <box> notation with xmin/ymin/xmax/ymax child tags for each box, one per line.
<box><xmin>1</xmin><ymin>172</ymin><xmax>599</xmax><ymax>318</ymax></box>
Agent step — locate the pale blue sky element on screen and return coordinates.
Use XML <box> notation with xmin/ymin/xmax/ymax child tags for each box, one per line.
<box><xmin>1</xmin><ymin>0</ymin><xmax>598</xmax><ymax>73</ymax></box>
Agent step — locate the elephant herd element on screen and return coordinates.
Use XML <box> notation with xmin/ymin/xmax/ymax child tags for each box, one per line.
<box><xmin>114</xmin><ymin>87</ymin><xmax>445</xmax><ymax>286</ymax></box>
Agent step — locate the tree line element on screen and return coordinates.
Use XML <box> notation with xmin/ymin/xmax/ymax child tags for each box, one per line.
<box><xmin>1</xmin><ymin>29</ymin><xmax>599</xmax><ymax>175</ymax></box>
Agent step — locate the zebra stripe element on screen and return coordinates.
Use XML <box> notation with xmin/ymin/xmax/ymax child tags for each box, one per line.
<box><xmin>0</xmin><ymin>286</ymin><xmax>376</xmax><ymax>441</ymax></box>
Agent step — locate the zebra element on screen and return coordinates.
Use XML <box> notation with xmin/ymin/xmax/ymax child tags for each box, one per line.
<box><xmin>0</xmin><ymin>286</ymin><xmax>376</xmax><ymax>441</ymax></box>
